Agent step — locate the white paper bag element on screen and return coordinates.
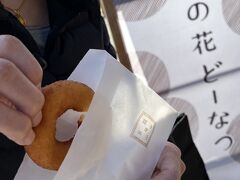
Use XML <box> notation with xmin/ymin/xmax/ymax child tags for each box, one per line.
<box><xmin>15</xmin><ymin>49</ymin><xmax>178</xmax><ymax>180</ymax></box>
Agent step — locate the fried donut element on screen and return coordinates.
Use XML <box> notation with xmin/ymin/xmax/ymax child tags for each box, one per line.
<box><xmin>25</xmin><ymin>80</ymin><xmax>94</xmax><ymax>170</ymax></box>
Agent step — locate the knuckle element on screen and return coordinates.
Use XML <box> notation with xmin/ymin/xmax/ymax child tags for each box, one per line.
<box><xmin>26</xmin><ymin>58</ymin><xmax>43</xmax><ymax>86</ymax></box>
<box><xmin>28</xmin><ymin>91</ymin><xmax>45</xmax><ymax>117</ymax></box>
<box><xmin>0</xmin><ymin>35</ymin><xmax>20</xmax><ymax>56</ymax></box>
<box><xmin>0</xmin><ymin>59</ymin><xmax>17</xmax><ymax>81</ymax></box>
<box><xmin>30</xmin><ymin>61</ymin><xmax>43</xmax><ymax>85</ymax></box>
<box><xmin>31</xmin><ymin>64</ymin><xmax>43</xmax><ymax>86</ymax></box>
<box><xmin>0</xmin><ymin>35</ymin><xmax>43</xmax><ymax>85</ymax></box>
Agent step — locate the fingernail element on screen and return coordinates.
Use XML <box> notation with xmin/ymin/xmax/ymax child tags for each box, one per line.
<box><xmin>24</xmin><ymin>130</ymin><xmax>35</xmax><ymax>145</ymax></box>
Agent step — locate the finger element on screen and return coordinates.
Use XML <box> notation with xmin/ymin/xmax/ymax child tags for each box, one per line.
<box><xmin>152</xmin><ymin>157</ymin><xmax>182</xmax><ymax>180</ymax></box>
<box><xmin>32</xmin><ymin>111</ymin><xmax>42</xmax><ymax>127</ymax></box>
<box><xmin>153</xmin><ymin>142</ymin><xmax>184</xmax><ymax>180</ymax></box>
<box><xmin>0</xmin><ymin>95</ymin><xmax>16</xmax><ymax>110</ymax></box>
<box><xmin>156</xmin><ymin>142</ymin><xmax>181</xmax><ymax>169</ymax></box>
<box><xmin>152</xmin><ymin>169</ymin><xmax>178</xmax><ymax>180</ymax></box>
<box><xmin>0</xmin><ymin>102</ymin><xmax>35</xmax><ymax>145</ymax></box>
<box><xmin>0</xmin><ymin>35</ymin><xmax>42</xmax><ymax>85</ymax></box>
<box><xmin>0</xmin><ymin>58</ymin><xmax>44</xmax><ymax>118</ymax></box>
<box><xmin>180</xmin><ymin>159</ymin><xmax>186</xmax><ymax>176</ymax></box>
<box><xmin>163</xmin><ymin>143</ymin><xmax>186</xmax><ymax>176</ymax></box>
<box><xmin>21</xmin><ymin>129</ymin><xmax>35</xmax><ymax>145</ymax></box>
<box><xmin>163</xmin><ymin>142</ymin><xmax>182</xmax><ymax>158</ymax></box>
<box><xmin>0</xmin><ymin>95</ymin><xmax>43</xmax><ymax>127</ymax></box>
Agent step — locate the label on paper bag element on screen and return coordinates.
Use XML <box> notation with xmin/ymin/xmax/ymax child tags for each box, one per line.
<box><xmin>131</xmin><ymin>112</ymin><xmax>155</xmax><ymax>147</ymax></box>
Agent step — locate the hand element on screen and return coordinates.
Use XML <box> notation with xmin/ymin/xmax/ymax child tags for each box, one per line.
<box><xmin>0</xmin><ymin>35</ymin><xmax>44</xmax><ymax>145</ymax></box>
<box><xmin>151</xmin><ymin>142</ymin><xmax>186</xmax><ymax>180</ymax></box>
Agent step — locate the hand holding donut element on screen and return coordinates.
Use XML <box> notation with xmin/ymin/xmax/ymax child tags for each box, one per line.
<box><xmin>0</xmin><ymin>36</ymin><xmax>185</xmax><ymax>178</ymax></box>
<box><xmin>25</xmin><ymin>80</ymin><xmax>94</xmax><ymax>170</ymax></box>
<box><xmin>0</xmin><ymin>35</ymin><xmax>44</xmax><ymax>145</ymax></box>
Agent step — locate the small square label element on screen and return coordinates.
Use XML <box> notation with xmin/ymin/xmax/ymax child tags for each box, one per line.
<box><xmin>131</xmin><ymin>112</ymin><xmax>155</xmax><ymax>147</ymax></box>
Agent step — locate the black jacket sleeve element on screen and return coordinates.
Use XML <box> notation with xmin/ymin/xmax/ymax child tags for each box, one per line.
<box><xmin>169</xmin><ymin>114</ymin><xmax>209</xmax><ymax>180</ymax></box>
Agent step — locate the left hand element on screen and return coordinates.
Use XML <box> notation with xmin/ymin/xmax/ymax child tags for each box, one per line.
<box><xmin>151</xmin><ymin>142</ymin><xmax>186</xmax><ymax>180</ymax></box>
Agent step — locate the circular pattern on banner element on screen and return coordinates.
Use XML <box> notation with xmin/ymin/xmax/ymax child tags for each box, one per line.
<box><xmin>137</xmin><ymin>51</ymin><xmax>170</xmax><ymax>96</ymax></box>
<box><xmin>165</xmin><ymin>97</ymin><xmax>199</xmax><ymax>140</ymax></box>
<box><xmin>114</xmin><ymin>0</ymin><xmax>167</xmax><ymax>21</ymax></box>
<box><xmin>227</xmin><ymin>114</ymin><xmax>240</xmax><ymax>163</ymax></box>
<box><xmin>222</xmin><ymin>0</ymin><xmax>240</xmax><ymax>34</ymax></box>
<box><xmin>136</xmin><ymin>51</ymin><xmax>199</xmax><ymax>139</ymax></box>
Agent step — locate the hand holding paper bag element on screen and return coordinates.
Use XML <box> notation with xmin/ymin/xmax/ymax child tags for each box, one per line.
<box><xmin>15</xmin><ymin>50</ymin><xmax>182</xmax><ymax>180</ymax></box>
<box><xmin>151</xmin><ymin>142</ymin><xmax>186</xmax><ymax>180</ymax></box>
<box><xmin>55</xmin><ymin>50</ymin><xmax>180</xmax><ymax>180</ymax></box>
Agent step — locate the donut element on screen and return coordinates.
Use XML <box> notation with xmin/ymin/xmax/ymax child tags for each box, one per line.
<box><xmin>25</xmin><ymin>80</ymin><xmax>94</xmax><ymax>170</ymax></box>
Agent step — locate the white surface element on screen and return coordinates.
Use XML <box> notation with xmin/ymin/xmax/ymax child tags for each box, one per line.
<box><xmin>54</xmin><ymin>50</ymin><xmax>178</xmax><ymax>180</ymax></box>
<box><xmin>15</xmin><ymin>50</ymin><xmax>178</xmax><ymax>180</ymax></box>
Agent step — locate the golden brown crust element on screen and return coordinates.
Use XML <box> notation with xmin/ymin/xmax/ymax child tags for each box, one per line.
<box><xmin>25</xmin><ymin>80</ymin><xmax>94</xmax><ymax>170</ymax></box>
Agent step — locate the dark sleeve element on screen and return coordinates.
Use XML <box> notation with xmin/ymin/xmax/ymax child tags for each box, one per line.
<box><xmin>0</xmin><ymin>134</ymin><xmax>25</xmax><ymax>180</ymax></box>
<box><xmin>169</xmin><ymin>114</ymin><xmax>209</xmax><ymax>180</ymax></box>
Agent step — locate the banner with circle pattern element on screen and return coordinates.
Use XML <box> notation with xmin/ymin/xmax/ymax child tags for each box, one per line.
<box><xmin>113</xmin><ymin>0</ymin><xmax>240</xmax><ymax>179</ymax></box>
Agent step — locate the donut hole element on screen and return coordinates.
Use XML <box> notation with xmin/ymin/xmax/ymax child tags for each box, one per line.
<box><xmin>55</xmin><ymin>109</ymin><xmax>85</xmax><ymax>142</ymax></box>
